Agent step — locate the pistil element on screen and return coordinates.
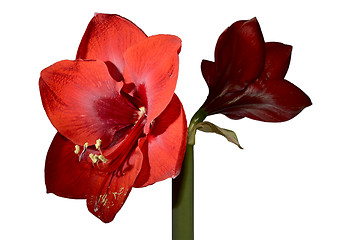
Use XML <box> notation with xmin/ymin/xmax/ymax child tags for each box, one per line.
<box><xmin>73</xmin><ymin>107</ymin><xmax>147</xmax><ymax>172</ymax></box>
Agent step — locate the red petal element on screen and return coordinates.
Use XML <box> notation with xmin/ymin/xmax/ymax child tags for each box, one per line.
<box><xmin>39</xmin><ymin>60</ymin><xmax>139</xmax><ymax>146</ymax></box>
<box><xmin>86</xmin><ymin>146</ymin><xmax>143</xmax><ymax>223</ymax></box>
<box><xmin>201</xmin><ymin>60</ymin><xmax>217</xmax><ymax>89</ymax></box>
<box><xmin>134</xmin><ymin>94</ymin><xmax>187</xmax><ymax>187</ymax></box>
<box><xmin>45</xmin><ymin>133</ymin><xmax>91</xmax><ymax>199</ymax></box>
<box><xmin>76</xmin><ymin>13</ymin><xmax>147</xmax><ymax>81</ymax></box>
<box><xmin>222</xmin><ymin>78</ymin><xmax>312</xmax><ymax>122</ymax></box>
<box><xmin>123</xmin><ymin>34</ymin><xmax>181</xmax><ymax>123</ymax></box>
<box><xmin>214</xmin><ymin>18</ymin><xmax>265</xmax><ymax>91</ymax></box>
<box><xmin>263</xmin><ymin>42</ymin><xmax>292</xmax><ymax>81</ymax></box>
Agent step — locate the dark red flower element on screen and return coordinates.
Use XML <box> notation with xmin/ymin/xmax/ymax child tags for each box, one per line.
<box><xmin>201</xmin><ymin>18</ymin><xmax>311</xmax><ymax>122</ymax></box>
<box><xmin>39</xmin><ymin>14</ymin><xmax>187</xmax><ymax>223</ymax></box>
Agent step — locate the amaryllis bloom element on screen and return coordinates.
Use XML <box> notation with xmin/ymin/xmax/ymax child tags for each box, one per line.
<box><xmin>39</xmin><ymin>14</ymin><xmax>187</xmax><ymax>223</ymax></box>
<box><xmin>201</xmin><ymin>18</ymin><xmax>311</xmax><ymax>122</ymax></box>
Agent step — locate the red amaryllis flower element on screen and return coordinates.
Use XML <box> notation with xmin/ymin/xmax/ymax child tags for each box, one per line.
<box><xmin>201</xmin><ymin>18</ymin><xmax>311</xmax><ymax>122</ymax></box>
<box><xmin>39</xmin><ymin>14</ymin><xmax>187</xmax><ymax>223</ymax></box>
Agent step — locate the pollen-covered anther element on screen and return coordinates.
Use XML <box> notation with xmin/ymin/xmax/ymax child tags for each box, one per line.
<box><xmin>89</xmin><ymin>153</ymin><xmax>99</xmax><ymax>164</ymax></box>
<box><xmin>98</xmin><ymin>155</ymin><xmax>108</xmax><ymax>163</ymax></box>
<box><xmin>95</xmin><ymin>139</ymin><xmax>102</xmax><ymax>150</ymax></box>
<box><xmin>135</xmin><ymin>106</ymin><xmax>147</xmax><ymax>124</ymax></box>
<box><xmin>74</xmin><ymin>145</ymin><xmax>80</xmax><ymax>154</ymax></box>
<box><xmin>138</xmin><ymin>106</ymin><xmax>146</xmax><ymax>117</ymax></box>
<box><xmin>89</xmin><ymin>153</ymin><xmax>108</xmax><ymax>164</ymax></box>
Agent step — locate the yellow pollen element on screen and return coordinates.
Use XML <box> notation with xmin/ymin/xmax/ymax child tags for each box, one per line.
<box><xmin>138</xmin><ymin>106</ymin><xmax>146</xmax><ymax>117</ymax></box>
<box><xmin>89</xmin><ymin>153</ymin><xmax>108</xmax><ymax>164</ymax></box>
<box><xmin>84</xmin><ymin>142</ymin><xmax>88</xmax><ymax>149</ymax></box>
<box><xmin>98</xmin><ymin>155</ymin><xmax>108</xmax><ymax>163</ymax></box>
<box><xmin>89</xmin><ymin>153</ymin><xmax>98</xmax><ymax>164</ymax></box>
<box><xmin>95</xmin><ymin>139</ymin><xmax>102</xmax><ymax>150</ymax></box>
<box><xmin>74</xmin><ymin>145</ymin><xmax>80</xmax><ymax>154</ymax></box>
<box><xmin>139</xmin><ymin>106</ymin><xmax>146</xmax><ymax>113</ymax></box>
<box><xmin>135</xmin><ymin>106</ymin><xmax>146</xmax><ymax>124</ymax></box>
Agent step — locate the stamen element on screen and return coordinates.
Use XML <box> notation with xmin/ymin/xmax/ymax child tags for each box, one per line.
<box><xmin>89</xmin><ymin>153</ymin><xmax>108</xmax><ymax>164</ymax></box>
<box><xmin>95</xmin><ymin>139</ymin><xmax>102</xmax><ymax>150</ymax></box>
<box><xmin>74</xmin><ymin>145</ymin><xmax>80</xmax><ymax>154</ymax></box>
<box><xmin>139</xmin><ymin>106</ymin><xmax>146</xmax><ymax>116</ymax></box>
<box><xmin>98</xmin><ymin>155</ymin><xmax>108</xmax><ymax>163</ymax></box>
<box><xmin>135</xmin><ymin>106</ymin><xmax>146</xmax><ymax>125</ymax></box>
<box><xmin>76</xmin><ymin>141</ymin><xmax>109</xmax><ymax>164</ymax></box>
<box><xmin>89</xmin><ymin>153</ymin><xmax>99</xmax><ymax>164</ymax></box>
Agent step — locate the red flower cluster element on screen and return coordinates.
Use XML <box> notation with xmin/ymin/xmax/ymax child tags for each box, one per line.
<box><xmin>201</xmin><ymin>18</ymin><xmax>311</xmax><ymax>122</ymax></box>
<box><xmin>39</xmin><ymin>14</ymin><xmax>187</xmax><ymax>223</ymax></box>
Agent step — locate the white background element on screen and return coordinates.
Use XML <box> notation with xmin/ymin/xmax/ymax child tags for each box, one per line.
<box><xmin>1</xmin><ymin>0</ymin><xmax>359</xmax><ymax>239</ymax></box>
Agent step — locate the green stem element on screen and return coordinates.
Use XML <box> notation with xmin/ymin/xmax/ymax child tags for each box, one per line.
<box><xmin>172</xmin><ymin>108</ymin><xmax>207</xmax><ymax>240</ymax></box>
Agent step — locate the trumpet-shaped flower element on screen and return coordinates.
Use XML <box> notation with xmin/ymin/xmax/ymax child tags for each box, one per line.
<box><xmin>39</xmin><ymin>14</ymin><xmax>187</xmax><ymax>223</ymax></box>
<box><xmin>201</xmin><ymin>18</ymin><xmax>311</xmax><ymax>122</ymax></box>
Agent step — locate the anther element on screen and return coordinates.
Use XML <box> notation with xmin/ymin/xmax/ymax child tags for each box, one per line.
<box><xmin>89</xmin><ymin>153</ymin><xmax>99</xmax><ymax>164</ymax></box>
<box><xmin>139</xmin><ymin>106</ymin><xmax>146</xmax><ymax>116</ymax></box>
<box><xmin>98</xmin><ymin>155</ymin><xmax>108</xmax><ymax>163</ymax></box>
<box><xmin>95</xmin><ymin>139</ymin><xmax>102</xmax><ymax>150</ymax></box>
<box><xmin>74</xmin><ymin>145</ymin><xmax>80</xmax><ymax>154</ymax></box>
<box><xmin>89</xmin><ymin>153</ymin><xmax>108</xmax><ymax>164</ymax></box>
<box><xmin>135</xmin><ymin>106</ymin><xmax>147</xmax><ymax>124</ymax></box>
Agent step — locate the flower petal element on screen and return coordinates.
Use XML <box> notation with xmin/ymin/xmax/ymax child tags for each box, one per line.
<box><xmin>39</xmin><ymin>60</ymin><xmax>139</xmax><ymax>146</ymax></box>
<box><xmin>201</xmin><ymin>60</ymin><xmax>217</xmax><ymax>89</ymax></box>
<box><xmin>214</xmin><ymin>18</ymin><xmax>265</xmax><ymax>91</ymax></box>
<box><xmin>263</xmin><ymin>42</ymin><xmax>292</xmax><ymax>81</ymax></box>
<box><xmin>76</xmin><ymin>13</ymin><xmax>147</xmax><ymax>81</ymax></box>
<box><xmin>134</xmin><ymin>94</ymin><xmax>187</xmax><ymax>187</ymax></box>
<box><xmin>45</xmin><ymin>133</ymin><xmax>91</xmax><ymax>199</ymax></box>
<box><xmin>123</xmin><ymin>34</ymin><xmax>181</xmax><ymax>123</ymax></box>
<box><xmin>86</xmin><ymin>146</ymin><xmax>143</xmax><ymax>223</ymax></box>
<box><xmin>222</xmin><ymin>78</ymin><xmax>312</xmax><ymax>122</ymax></box>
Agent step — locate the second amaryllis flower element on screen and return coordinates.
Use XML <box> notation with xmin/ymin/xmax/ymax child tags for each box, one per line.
<box><xmin>39</xmin><ymin>14</ymin><xmax>187</xmax><ymax>223</ymax></box>
<box><xmin>201</xmin><ymin>18</ymin><xmax>311</xmax><ymax>122</ymax></box>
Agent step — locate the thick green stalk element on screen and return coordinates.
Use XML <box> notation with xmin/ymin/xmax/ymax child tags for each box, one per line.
<box><xmin>172</xmin><ymin>144</ymin><xmax>194</xmax><ymax>240</ymax></box>
<box><xmin>172</xmin><ymin>109</ymin><xmax>207</xmax><ymax>240</ymax></box>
